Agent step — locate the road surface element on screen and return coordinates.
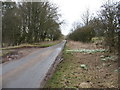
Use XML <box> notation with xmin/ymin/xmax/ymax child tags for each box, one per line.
<box><xmin>1</xmin><ymin>40</ymin><xmax>66</xmax><ymax>88</ymax></box>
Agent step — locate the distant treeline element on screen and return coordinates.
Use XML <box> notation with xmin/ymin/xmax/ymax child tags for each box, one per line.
<box><xmin>2</xmin><ymin>1</ymin><xmax>62</xmax><ymax>47</ymax></box>
<box><xmin>68</xmin><ymin>1</ymin><xmax>120</xmax><ymax>52</ymax></box>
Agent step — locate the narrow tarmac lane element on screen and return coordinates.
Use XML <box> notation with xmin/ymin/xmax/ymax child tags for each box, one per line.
<box><xmin>1</xmin><ymin>40</ymin><xmax>66</xmax><ymax>88</ymax></box>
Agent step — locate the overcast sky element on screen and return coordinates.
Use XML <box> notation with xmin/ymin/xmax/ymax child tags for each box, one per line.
<box><xmin>49</xmin><ymin>0</ymin><xmax>120</xmax><ymax>35</ymax></box>
<box><xmin>4</xmin><ymin>0</ymin><xmax>120</xmax><ymax>35</ymax></box>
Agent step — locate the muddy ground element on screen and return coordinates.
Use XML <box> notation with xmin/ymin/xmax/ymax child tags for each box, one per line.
<box><xmin>45</xmin><ymin>40</ymin><xmax>119</xmax><ymax>88</ymax></box>
<box><xmin>2</xmin><ymin>48</ymin><xmax>40</xmax><ymax>63</ymax></box>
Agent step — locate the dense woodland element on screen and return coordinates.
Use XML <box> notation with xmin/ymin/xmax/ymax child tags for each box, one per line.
<box><xmin>68</xmin><ymin>1</ymin><xmax>120</xmax><ymax>53</ymax></box>
<box><xmin>2</xmin><ymin>1</ymin><xmax>62</xmax><ymax>47</ymax></box>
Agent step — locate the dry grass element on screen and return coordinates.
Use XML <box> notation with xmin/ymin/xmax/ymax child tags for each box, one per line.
<box><xmin>45</xmin><ymin>40</ymin><xmax>119</xmax><ymax>88</ymax></box>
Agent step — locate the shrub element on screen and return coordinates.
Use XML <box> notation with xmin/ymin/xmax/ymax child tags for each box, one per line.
<box><xmin>68</xmin><ymin>25</ymin><xmax>95</xmax><ymax>42</ymax></box>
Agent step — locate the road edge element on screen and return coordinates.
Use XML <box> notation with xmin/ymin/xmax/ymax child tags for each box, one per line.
<box><xmin>39</xmin><ymin>40</ymin><xmax>66</xmax><ymax>88</ymax></box>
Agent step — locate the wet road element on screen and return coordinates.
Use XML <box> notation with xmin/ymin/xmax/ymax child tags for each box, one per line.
<box><xmin>1</xmin><ymin>40</ymin><xmax>66</xmax><ymax>88</ymax></box>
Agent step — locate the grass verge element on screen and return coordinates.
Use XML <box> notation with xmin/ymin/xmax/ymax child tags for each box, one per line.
<box><xmin>44</xmin><ymin>46</ymin><xmax>77</xmax><ymax>88</ymax></box>
<box><xmin>0</xmin><ymin>41</ymin><xmax>60</xmax><ymax>57</ymax></box>
<box><xmin>1</xmin><ymin>42</ymin><xmax>59</xmax><ymax>50</ymax></box>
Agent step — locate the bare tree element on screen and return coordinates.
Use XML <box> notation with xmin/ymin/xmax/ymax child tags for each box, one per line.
<box><xmin>72</xmin><ymin>21</ymin><xmax>82</xmax><ymax>30</ymax></box>
<box><xmin>81</xmin><ymin>9</ymin><xmax>90</xmax><ymax>26</ymax></box>
<box><xmin>99</xmin><ymin>0</ymin><xmax>119</xmax><ymax>51</ymax></box>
